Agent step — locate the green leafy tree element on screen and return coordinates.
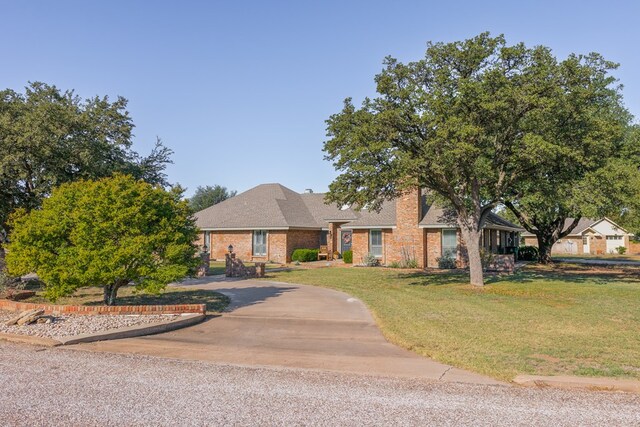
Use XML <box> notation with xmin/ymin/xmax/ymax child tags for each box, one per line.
<box><xmin>502</xmin><ymin>57</ymin><xmax>633</xmax><ymax>263</ymax></box>
<box><xmin>188</xmin><ymin>185</ymin><xmax>237</xmax><ymax>212</ymax></box>
<box><xmin>6</xmin><ymin>174</ymin><xmax>199</xmax><ymax>305</ymax></box>
<box><xmin>324</xmin><ymin>33</ymin><xmax>614</xmax><ymax>285</ymax></box>
<box><xmin>0</xmin><ymin>82</ymin><xmax>173</xmax><ymax>252</ymax></box>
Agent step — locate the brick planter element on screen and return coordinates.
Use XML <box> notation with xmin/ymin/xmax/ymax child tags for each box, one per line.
<box><xmin>0</xmin><ymin>299</ymin><xmax>206</xmax><ymax>315</ymax></box>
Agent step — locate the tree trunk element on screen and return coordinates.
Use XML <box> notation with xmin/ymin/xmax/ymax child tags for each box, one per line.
<box><xmin>103</xmin><ymin>281</ymin><xmax>126</xmax><ymax>306</ymax></box>
<box><xmin>459</xmin><ymin>225</ymin><xmax>484</xmax><ymax>286</ymax></box>
<box><xmin>537</xmin><ymin>235</ymin><xmax>554</xmax><ymax>264</ymax></box>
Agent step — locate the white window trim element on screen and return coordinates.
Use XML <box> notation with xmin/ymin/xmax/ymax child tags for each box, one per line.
<box><xmin>442</xmin><ymin>229</ymin><xmax>458</xmax><ymax>258</ymax></box>
<box><xmin>369</xmin><ymin>229</ymin><xmax>383</xmax><ymax>258</ymax></box>
<box><xmin>252</xmin><ymin>230</ymin><xmax>268</xmax><ymax>256</ymax></box>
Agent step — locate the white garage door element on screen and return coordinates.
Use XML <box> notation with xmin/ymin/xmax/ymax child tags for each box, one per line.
<box><xmin>606</xmin><ymin>236</ymin><xmax>624</xmax><ymax>253</ymax></box>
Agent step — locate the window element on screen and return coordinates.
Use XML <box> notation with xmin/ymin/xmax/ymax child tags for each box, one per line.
<box><xmin>203</xmin><ymin>231</ymin><xmax>211</xmax><ymax>250</ymax></box>
<box><xmin>442</xmin><ymin>229</ymin><xmax>457</xmax><ymax>258</ymax></box>
<box><xmin>606</xmin><ymin>235</ymin><xmax>622</xmax><ymax>240</ymax></box>
<box><xmin>320</xmin><ymin>230</ymin><xmax>328</xmax><ymax>246</ymax></box>
<box><xmin>369</xmin><ymin>230</ymin><xmax>383</xmax><ymax>257</ymax></box>
<box><xmin>253</xmin><ymin>230</ymin><xmax>267</xmax><ymax>256</ymax></box>
<box><xmin>582</xmin><ymin>236</ymin><xmax>588</xmax><ymax>245</ymax></box>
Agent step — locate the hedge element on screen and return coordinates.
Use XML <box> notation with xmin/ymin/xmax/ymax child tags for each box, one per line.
<box><xmin>342</xmin><ymin>250</ymin><xmax>353</xmax><ymax>264</ymax></box>
<box><xmin>517</xmin><ymin>245</ymin><xmax>539</xmax><ymax>261</ymax></box>
<box><xmin>291</xmin><ymin>248</ymin><xmax>319</xmax><ymax>262</ymax></box>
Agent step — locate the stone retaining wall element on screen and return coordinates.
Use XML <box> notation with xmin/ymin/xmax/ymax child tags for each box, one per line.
<box><xmin>0</xmin><ymin>299</ymin><xmax>206</xmax><ymax>315</ymax></box>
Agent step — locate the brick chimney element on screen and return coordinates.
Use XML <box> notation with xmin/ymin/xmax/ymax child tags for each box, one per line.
<box><xmin>389</xmin><ymin>188</ymin><xmax>425</xmax><ymax>267</ymax></box>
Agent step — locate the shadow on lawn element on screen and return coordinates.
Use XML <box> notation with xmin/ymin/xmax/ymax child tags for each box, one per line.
<box><xmin>84</xmin><ymin>289</ymin><xmax>231</xmax><ymax>313</ymax></box>
<box><xmin>402</xmin><ymin>263</ymin><xmax>640</xmax><ymax>287</ymax></box>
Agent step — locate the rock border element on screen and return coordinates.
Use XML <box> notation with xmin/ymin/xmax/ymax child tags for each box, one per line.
<box><xmin>0</xmin><ymin>298</ymin><xmax>206</xmax><ymax>315</ymax></box>
<box><xmin>0</xmin><ymin>313</ymin><xmax>206</xmax><ymax>347</ymax></box>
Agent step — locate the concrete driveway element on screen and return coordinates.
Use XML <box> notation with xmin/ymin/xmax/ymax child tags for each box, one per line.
<box><xmin>73</xmin><ymin>276</ymin><xmax>501</xmax><ymax>385</ymax></box>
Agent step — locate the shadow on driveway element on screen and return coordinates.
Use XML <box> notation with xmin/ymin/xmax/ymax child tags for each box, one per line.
<box><xmin>213</xmin><ymin>286</ymin><xmax>297</xmax><ymax>311</ymax></box>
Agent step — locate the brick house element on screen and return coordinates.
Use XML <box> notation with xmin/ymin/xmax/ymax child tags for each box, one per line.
<box><xmin>521</xmin><ymin>218</ymin><xmax>635</xmax><ymax>255</ymax></box>
<box><xmin>194</xmin><ymin>183</ymin><xmax>522</xmax><ymax>267</ymax></box>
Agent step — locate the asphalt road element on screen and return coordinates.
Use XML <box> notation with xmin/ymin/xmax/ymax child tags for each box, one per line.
<box><xmin>1</xmin><ymin>343</ymin><xmax>638</xmax><ymax>426</ymax></box>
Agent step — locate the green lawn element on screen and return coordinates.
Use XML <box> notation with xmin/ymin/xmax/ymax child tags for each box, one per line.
<box><xmin>24</xmin><ymin>285</ymin><xmax>229</xmax><ymax>314</ymax></box>
<box><xmin>263</xmin><ymin>263</ymin><xmax>640</xmax><ymax>381</ymax></box>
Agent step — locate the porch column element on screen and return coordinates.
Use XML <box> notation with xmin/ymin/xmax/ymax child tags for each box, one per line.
<box><xmin>328</xmin><ymin>222</ymin><xmax>340</xmax><ymax>259</ymax></box>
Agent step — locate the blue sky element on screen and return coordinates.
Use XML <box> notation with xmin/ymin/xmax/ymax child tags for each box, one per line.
<box><xmin>2</xmin><ymin>1</ymin><xmax>639</xmax><ymax>196</ymax></box>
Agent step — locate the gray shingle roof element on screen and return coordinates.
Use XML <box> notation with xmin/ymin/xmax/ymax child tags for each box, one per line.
<box><xmin>340</xmin><ymin>200</ymin><xmax>397</xmax><ymax>228</ymax></box>
<box><xmin>195</xmin><ymin>184</ymin><xmax>324</xmax><ymax>229</ymax></box>
<box><xmin>194</xmin><ymin>183</ymin><xmax>522</xmax><ymax>231</ymax></box>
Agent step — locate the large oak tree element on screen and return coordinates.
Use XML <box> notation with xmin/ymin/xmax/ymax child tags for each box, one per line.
<box><xmin>0</xmin><ymin>82</ymin><xmax>173</xmax><ymax>254</ymax></box>
<box><xmin>501</xmin><ymin>55</ymin><xmax>634</xmax><ymax>262</ymax></box>
<box><xmin>324</xmin><ymin>33</ymin><xmax>618</xmax><ymax>285</ymax></box>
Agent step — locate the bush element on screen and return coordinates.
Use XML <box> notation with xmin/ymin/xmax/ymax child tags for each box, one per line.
<box><xmin>616</xmin><ymin>246</ymin><xmax>627</xmax><ymax>255</ymax></box>
<box><xmin>342</xmin><ymin>250</ymin><xmax>353</xmax><ymax>264</ymax></box>
<box><xmin>291</xmin><ymin>248</ymin><xmax>319</xmax><ymax>262</ymax></box>
<box><xmin>517</xmin><ymin>245</ymin><xmax>538</xmax><ymax>261</ymax></box>
<box><xmin>387</xmin><ymin>261</ymin><xmax>401</xmax><ymax>268</ymax></box>
<box><xmin>437</xmin><ymin>255</ymin><xmax>457</xmax><ymax>269</ymax></box>
<box><xmin>362</xmin><ymin>253</ymin><xmax>379</xmax><ymax>267</ymax></box>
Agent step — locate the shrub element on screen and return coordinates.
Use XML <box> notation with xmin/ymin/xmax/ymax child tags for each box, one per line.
<box><xmin>517</xmin><ymin>245</ymin><xmax>538</xmax><ymax>261</ymax></box>
<box><xmin>6</xmin><ymin>174</ymin><xmax>199</xmax><ymax>305</ymax></box>
<box><xmin>342</xmin><ymin>250</ymin><xmax>353</xmax><ymax>264</ymax></box>
<box><xmin>402</xmin><ymin>259</ymin><xmax>419</xmax><ymax>269</ymax></box>
<box><xmin>437</xmin><ymin>255</ymin><xmax>457</xmax><ymax>269</ymax></box>
<box><xmin>362</xmin><ymin>253</ymin><xmax>380</xmax><ymax>267</ymax></box>
<box><xmin>616</xmin><ymin>246</ymin><xmax>627</xmax><ymax>255</ymax></box>
<box><xmin>291</xmin><ymin>249</ymin><xmax>319</xmax><ymax>262</ymax></box>
<box><xmin>387</xmin><ymin>261</ymin><xmax>401</xmax><ymax>268</ymax></box>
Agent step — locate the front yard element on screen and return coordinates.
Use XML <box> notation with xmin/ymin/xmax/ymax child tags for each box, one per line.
<box><xmin>265</xmin><ymin>263</ymin><xmax>640</xmax><ymax>381</ymax></box>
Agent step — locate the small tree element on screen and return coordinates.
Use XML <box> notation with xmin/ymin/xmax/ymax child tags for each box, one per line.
<box><xmin>6</xmin><ymin>175</ymin><xmax>199</xmax><ymax>305</ymax></box>
<box><xmin>188</xmin><ymin>185</ymin><xmax>237</xmax><ymax>212</ymax></box>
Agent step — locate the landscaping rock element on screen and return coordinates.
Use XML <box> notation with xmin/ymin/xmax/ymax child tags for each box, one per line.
<box><xmin>0</xmin><ymin>309</ymin><xmax>179</xmax><ymax>339</ymax></box>
<box><xmin>3</xmin><ymin>290</ymin><xmax>37</xmax><ymax>301</ymax></box>
<box><xmin>16</xmin><ymin>309</ymin><xmax>45</xmax><ymax>326</ymax></box>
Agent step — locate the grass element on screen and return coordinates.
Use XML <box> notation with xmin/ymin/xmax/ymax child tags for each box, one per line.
<box><xmin>263</xmin><ymin>263</ymin><xmax>640</xmax><ymax>381</ymax></box>
<box><xmin>24</xmin><ymin>285</ymin><xmax>229</xmax><ymax>314</ymax></box>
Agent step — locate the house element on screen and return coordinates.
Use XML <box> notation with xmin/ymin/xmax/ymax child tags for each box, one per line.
<box><xmin>521</xmin><ymin>218</ymin><xmax>633</xmax><ymax>255</ymax></box>
<box><xmin>194</xmin><ymin>183</ymin><xmax>523</xmax><ymax>268</ymax></box>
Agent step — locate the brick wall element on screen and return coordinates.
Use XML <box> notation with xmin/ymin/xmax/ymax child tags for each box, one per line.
<box><xmin>351</xmin><ymin>229</ymin><xmax>370</xmax><ymax>264</ymax></box>
<box><xmin>629</xmin><ymin>238</ymin><xmax>640</xmax><ymax>255</ymax></box>
<box><xmin>386</xmin><ymin>188</ymin><xmax>426</xmax><ymax>267</ymax></box>
<box><xmin>590</xmin><ymin>235</ymin><xmax>606</xmax><ymax>255</ymax></box>
<box><xmin>286</xmin><ymin>229</ymin><xmax>321</xmax><ymax>262</ymax></box>
<box><xmin>425</xmin><ymin>229</ymin><xmax>441</xmax><ymax>268</ymax></box>
<box><xmin>0</xmin><ymin>299</ymin><xmax>205</xmax><ymax>315</ymax></box>
<box><xmin>210</xmin><ymin>230</ymin><xmax>254</xmax><ymax>261</ymax></box>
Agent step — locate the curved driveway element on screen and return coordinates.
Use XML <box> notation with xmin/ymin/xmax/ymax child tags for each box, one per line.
<box><xmin>74</xmin><ymin>276</ymin><xmax>501</xmax><ymax>385</ymax></box>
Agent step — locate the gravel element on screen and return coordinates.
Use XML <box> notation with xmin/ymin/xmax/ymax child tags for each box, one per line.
<box><xmin>0</xmin><ymin>310</ymin><xmax>179</xmax><ymax>338</ymax></box>
<box><xmin>0</xmin><ymin>343</ymin><xmax>639</xmax><ymax>426</ymax></box>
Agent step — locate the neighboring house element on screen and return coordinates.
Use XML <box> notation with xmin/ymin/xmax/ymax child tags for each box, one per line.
<box><xmin>194</xmin><ymin>183</ymin><xmax>522</xmax><ymax>268</ymax></box>
<box><xmin>521</xmin><ymin>218</ymin><xmax>633</xmax><ymax>255</ymax></box>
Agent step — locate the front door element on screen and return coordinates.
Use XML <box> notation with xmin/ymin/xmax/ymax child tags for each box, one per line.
<box><xmin>341</xmin><ymin>230</ymin><xmax>352</xmax><ymax>253</ymax></box>
<box><xmin>582</xmin><ymin>236</ymin><xmax>590</xmax><ymax>254</ymax></box>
